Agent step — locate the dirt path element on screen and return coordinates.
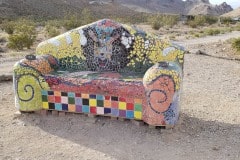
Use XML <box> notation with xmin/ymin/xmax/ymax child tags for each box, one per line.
<box><xmin>176</xmin><ymin>31</ymin><xmax>240</xmax><ymax>47</ymax></box>
<box><xmin>1</xmin><ymin>32</ymin><xmax>240</xmax><ymax>160</ymax></box>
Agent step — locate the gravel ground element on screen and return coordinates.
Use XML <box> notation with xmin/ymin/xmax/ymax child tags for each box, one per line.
<box><xmin>0</xmin><ymin>32</ymin><xmax>240</xmax><ymax>160</ymax></box>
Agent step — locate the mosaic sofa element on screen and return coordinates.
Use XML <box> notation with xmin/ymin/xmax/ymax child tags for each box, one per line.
<box><xmin>13</xmin><ymin>19</ymin><xmax>184</xmax><ymax>127</ymax></box>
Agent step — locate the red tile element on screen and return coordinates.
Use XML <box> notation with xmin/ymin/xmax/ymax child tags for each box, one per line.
<box><xmin>127</xmin><ymin>103</ymin><xmax>134</xmax><ymax>110</ymax></box>
<box><xmin>75</xmin><ymin>93</ymin><xmax>81</xmax><ymax>97</ymax></box>
<box><xmin>90</xmin><ymin>107</ymin><xmax>97</xmax><ymax>114</ymax></box>
<box><xmin>119</xmin><ymin>97</ymin><xmax>126</xmax><ymax>102</ymax></box>
<box><xmin>105</xmin><ymin>95</ymin><xmax>110</xmax><ymax>100</ymax></box>
<box><xmin>55</xmin><ymin>96</ymin><xmax>61</xmax><ymax>103</ymax></box>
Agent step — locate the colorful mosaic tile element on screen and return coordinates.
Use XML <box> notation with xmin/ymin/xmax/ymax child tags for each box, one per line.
<box><xmin>41</xmin><ymin>90</ymin><xmax>143</xmax><ymax>120</ymax></box>
<box><xmin>14</xmin><ymin>19</ymin><xmax>184</xmax><ymax>126</ymax></box>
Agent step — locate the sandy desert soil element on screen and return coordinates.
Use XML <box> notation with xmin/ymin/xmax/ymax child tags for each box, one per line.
<box><xmin>0</xmin><ymin>31</ymin><xmax>240</xmax><ymax>160</ymax></box>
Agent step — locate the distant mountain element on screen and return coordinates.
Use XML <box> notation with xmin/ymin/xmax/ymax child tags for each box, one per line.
<box><xmin>0</xmin><ymin>0</ymin><xmax>233</xmax><ymax>19</ymax></box>
<box><xmin>222</xmin><ymin>7</ymin><xmax>240</xmax><ymax>17</ymax></box>
<box><xmin>117</xmin><ymin>0</ymin><xmax>233</xmax><ymax>15</ymax></box>
<box><xmin>0</xmin><ymin>0</ymin><xmax>135</xmax><ymax>19</ymax></box>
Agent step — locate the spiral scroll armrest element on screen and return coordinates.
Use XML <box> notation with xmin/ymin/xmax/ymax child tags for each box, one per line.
<box><xmin>142</xmin><ymin>62</ymin><xmax>183</xmax><ymax>126</ymax></box>
<box><xmin>13</xmin><ymin>56</ymin><xmax>54</xmax><ymax>112</ymax></box>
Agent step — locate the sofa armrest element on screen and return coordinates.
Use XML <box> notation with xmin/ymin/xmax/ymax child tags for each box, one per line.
<box><xmin>20</xmin><ymin>54</ymin><xmax>59</xmax><ymax>75</ymax></box>
<box><xmin>142</xmin><ymin>61</ymin><xmax>183</xmax><ymax>126</ymax></box>
<box><xmin>13</xmin><ymin>54</ymin><xmax>58</xmax><ymax>111</ymax></box>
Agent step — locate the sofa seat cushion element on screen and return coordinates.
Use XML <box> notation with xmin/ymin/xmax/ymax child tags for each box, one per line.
<box><xmin>44</xmin><ymin>71</ymin><xmax>146</xmax><ymax>99</ymax></box>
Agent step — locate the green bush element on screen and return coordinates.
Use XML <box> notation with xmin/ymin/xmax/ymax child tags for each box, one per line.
<box><xmin>151</xmin><ymin>20</ymin><xmax>162</xmax><ymax>30</ymax></box>
<box><xmin>45</xmin><ymin>25</ymin><xmax>60</xmax><ymax>38</ymax></box>
<box><xmin>205</xmin><ymin>16</ymin><xmax>218</xmax><ymax>25</ymax></box>
<box><xmin>7</xmin><ymin>19</ymin><xmax>36</xmax><ymax>50</ymax></box>
<box><xmin>187</xmin><ymin>15</ymin><xmax>206</xmax><ymax>28</ymax></box>
<box><xmin>63</xmin><ymin>14</ymin><xmax>82</xmax><ymax>30</ymax></box>
<box><xmin>149</xmin><ymin>14</ymin><xmax>179</xmax><ymax>29</ymax></box>
<box><xmin>63</xmin><ymin>8</ymin><xmax>94</xmax><ymax>30</ymax></box>
<box><xmin>205</xmin><ymin>28</ymin><xmax>221</xmax><ymax>35</ymax></box>
<box><xmin>232</xmin><ymin>37</ymin><xmax>240</xmax><ymax>52</ymax></box>
<box><xmin>0</xmin><ymin>20</ymin><xmax>15</xmax><ymax>34</ymax></box>
<box><xmin>220</xmin><ymin>17</ymin><xmax>233</xmax><ymax>25</ymax></box>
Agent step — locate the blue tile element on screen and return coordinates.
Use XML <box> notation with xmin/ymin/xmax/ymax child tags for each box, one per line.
<box><xmin>126</xmin><ymin>111</ymin><xmax>134</xmax><ymax>119</ymax></box>
<box><xmin>48</xmin><ymin>91</ymin><xmax>54</xmax><ymax>95</ymax></box>
<box><xmin>89</xmin><ymin>94</ymin><xmax>96</xmax><ymax>99</ymax></box>
<box><xmin>75</xmin><ymin>98</ymin><xmax>82</xmax><ymax>105</ymax></box>
<box><xmin>41</xmin><ymin>90</ymin><xmax>48</xmax><ymax>95</ymax></box>
<box><xmin>55</xmin><ymin>103</ymin><xmax>62</xmax><ymax>111</ymax></box>
<box><xmin>111</xmin><ymin>108</ymin><xmax>119</xmax><ymax>116</ymax></box>
<box><xmin>104</xmin><ymin>108</ymin><xmax>111</xmax><ymax>114</ymax></box>
<box><xmin>96</xmin><ymin>94</ymin><xmax>104</xmax><ymax>100</ymax></box>
<box><xmin>62</xmin><ymin>104</ymin><xmax>68</xmax><ymax>111</ymax></box>
<box><xmin>82</xmin><ymin>105</ymin><xmax>89</xmax><ymax>113</ymax></box>
<box><xmin>68</xmin><ymin>92</ymin><xmax>75</xmax><ymax>97</ymax></box>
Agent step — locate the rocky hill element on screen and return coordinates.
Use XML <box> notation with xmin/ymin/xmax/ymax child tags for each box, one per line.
<box><xmin>117</xmin><ymin>0</ymin><xmax>233</xmax><ymax>15</ymax></box>
<box><xmin>222</xmin><ymin>7</ymin><xmax>240</xmax><ymax>17</ymax></box>
<box><xmin>0</xmin><ymin>0</ymin><xmax>233</xmax><ymax>19</ymax></box>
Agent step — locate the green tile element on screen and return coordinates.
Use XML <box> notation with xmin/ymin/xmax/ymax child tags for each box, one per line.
<box><xmin>97</xmin><ymin>100</ymin><xmax>104</xmax><ymax>107</ymax></box>
<box><xmin>42</xmin><ymin>95</ymin><xmax>48</xmax><ymax>102</ymax></box>
<box><xmin>134</xmin><ymin>104</ymin><xmax>142</xmax><ymax>112</ymax></box>
<box><xmin>68</xmin><ymin>97</ymin><xmax>75</xmax><ymax>104</ymax></box>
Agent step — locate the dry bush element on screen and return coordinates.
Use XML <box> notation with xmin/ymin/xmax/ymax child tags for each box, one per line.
<box><xmin>232</xmin><ymin>37</ymin><xmax>240</xmax><ymax>53</ymax></box>
<box><xmin>7</xmin><ymin>19</ymin><xmax>36</xmax><ymax>50</ymax></box>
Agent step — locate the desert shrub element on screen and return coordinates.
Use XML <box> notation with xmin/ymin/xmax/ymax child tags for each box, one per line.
<box><xmin>205</xmin><ymin>28</ymin><xmax>221</xmax><ymax>35</ymax></box>
<box><xmin>187</xmin><ymin>15</ymin><xmax>206</xmax><ymax>28</ymax></box>
<box><xmin>63</xmin><ymin>14</ymin><xmax>82</xmax><ymax>30</ymax></box>
<box><xmin>232</xmin><ymin>37</ymin><xmax>240</xmax><ymax>52</ymax></box>
<box><xmin>205</xmin><ymin>16</ymin><xmax>218</xmax><ymax>25</ymax></box>
<box><xmin>45</xmin><ymin>25</ymin><xmax>60</xmax><ymax>38</ymax></box>
<box><xmin>0</xmin><ymin>20</ymin><xmax>15</xmax><ymax>34</ymax></box>
<box><xmin>220</xmin><ymin>17</ymin><xmax>233</xmax><ymax>25</ymax></box>
<box><xmin>149</xmin><ymin>14</ymin><xmax>179</xmax><ymax>30</ymax></box>
<box><xmin>234</xmin><ymin>24</ymin><xmax>240</xmax><ymax>31</ymax></box>
<box><xmin>45</xmin><ymin>20</ymin><xmax>63</xmax><ymax>28</ymax></box>
<box><xmin>81</xmin><ymin>8</ymin><xmax>95</xmax><ymax>25</ymax></box>
<box><xmin>8</xmin><ymin>19</ymin><xmax>36</xmax><ymax>50</ymax></box>
<box><xmin>63</xmin><ymin>8</ymin><xmax>94</xmax><ymax>30</ymax></box>
<box><xmin>151</xmin><ymin>19</ymin><xmax>162</xmax><ymax>30</ymax></box>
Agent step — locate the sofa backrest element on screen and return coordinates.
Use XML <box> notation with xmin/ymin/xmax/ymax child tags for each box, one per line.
<box><xmin>36</xmin><ymin>19</ymin><xmax>184</xmax><ymax>73</ymax></box>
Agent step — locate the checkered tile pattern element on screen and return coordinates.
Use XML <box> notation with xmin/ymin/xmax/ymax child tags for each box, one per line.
<box><xmin>41</xmin><ymin>90</ymin><xmax>143</xmax><ymax>120</ymax></box>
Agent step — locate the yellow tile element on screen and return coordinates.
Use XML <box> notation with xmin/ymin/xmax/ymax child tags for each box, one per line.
<box><xmin>134</xmin><ymin>111</ymin><xmax>142</xmax><ymax>120</ymax></box>
<box><xmin>68</xmin><ymin>104</ymin><xmax>76</xmax><ymax>112</ymax></box>
<box><xmin>104</xmin><ymin>100</ymin><xmax>111</xmax><ymax>108</ymax></box>
<box><xmin>119</xmin><ymin>102</ymin><xmax>126</xmax><ymax>110</ymax></box>
<box><xmin>89</xmin><ymin>99</ymin><xmax>97</xmax><ymax>106</ymax></box>
<box><xmin>82</xmin><ymin>94</ymin><xmax>89</xmax><ymax>99</ymax></box>
<box><xmin>42</xmin><ymin>102</ymin><xmax>49</xmax><ymax>109</ymax></box>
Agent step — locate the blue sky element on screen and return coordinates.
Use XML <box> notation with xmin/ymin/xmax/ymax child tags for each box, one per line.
<box><xmin>209</xmin><ymin>0</ymin><xmax>240</xmax><ymax>9</ymax></box>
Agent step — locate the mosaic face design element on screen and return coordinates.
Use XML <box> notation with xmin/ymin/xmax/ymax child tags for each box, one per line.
<box><xmin>80</xmin><ymin>19</ymin><xmax>133</xmax><ymax>71</ymax></box>
<box><xmin>14</xmin><ymin>19</ymin><xmax>184</xmax><ymax>126</ymax></box>
<box><xmin>36</xmin><ymin>19</ymin><xmax>184</xmax><ymax>73</ymax></box>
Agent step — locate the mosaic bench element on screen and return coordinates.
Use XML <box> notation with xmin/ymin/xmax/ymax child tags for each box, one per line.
<box><xmin>13</xmin><ymin>19</ymin><xmax>184</xmax><ymax>127</ymax></box>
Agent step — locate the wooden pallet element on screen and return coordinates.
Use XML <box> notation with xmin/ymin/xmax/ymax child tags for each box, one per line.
<box><xmin>29</xmin><ymin>110</ymin><xmax>174</xmax><ymax>129</ymax></box>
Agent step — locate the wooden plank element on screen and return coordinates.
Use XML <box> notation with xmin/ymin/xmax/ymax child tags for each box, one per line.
<box><xmin>51</xmin><ymin>110</ymin><xmax>59</xmax><ymax>116</ymax></box>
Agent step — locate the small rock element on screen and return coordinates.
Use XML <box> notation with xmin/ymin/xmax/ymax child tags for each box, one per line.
<box><xmin>212</xmin><ymin>146</ymin><xmax>220</xmax><ymax>151</ymax></box>
<box><xmin>13</xmin><ymin>111</ymin><xmax>22</xmax><ymax>119</ymax></box>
